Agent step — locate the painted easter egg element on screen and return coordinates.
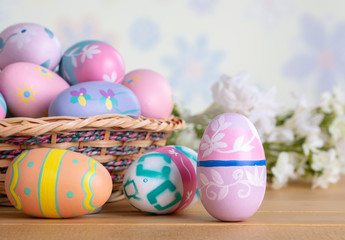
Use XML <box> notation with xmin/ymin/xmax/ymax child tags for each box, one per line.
<box><xmin>59</xmin><ymin>40</ymin><xmax>125</xmax><ymax>85</ymax></box>
<box><xmin>123</xmin><ymin>146</ymin><xmax>196</xmax><ymax>214</ymax></box>
<box><xmin>171</xmin><ymin>145</ymin><xmax>199</xmax><ymax>206</ymax></box>
<box><xmin>48</xmin><ymin>81</ymin><xmax>141</xmax><ymax>117</ymax></box>
<box><xmin>197</xmin><ymin>113</ymin><xmax>266</xmax><ymax>221</ymax></box>
<box><xmin>0</xmin><ymin>23</ymin><xmax>61</xmax><ymax>70</ymax></box>
<box><xmin>0</xmin><ymin>92</ymin><xmax>7</xmax><ymax>119</ymax></box>
<box><xmin>123</xmin><ymin>69</ymin><xmax>173</xmax><ymax>119</ymax></box>
<box><xmin>5</xmin><ymin>148</ymin><xmax>112</xmax><ymax>218</ymax></box>
<box><xmin>0</xmin><ymin>62</ymin><xmax>69</xmax><ymax>117</ymax></box>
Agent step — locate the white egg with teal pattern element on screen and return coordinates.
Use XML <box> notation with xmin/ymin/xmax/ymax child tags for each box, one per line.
<box><xmin>123</xmin><ymin>146</ymin><xmax>197</xmax><ymax>214</ymax></box>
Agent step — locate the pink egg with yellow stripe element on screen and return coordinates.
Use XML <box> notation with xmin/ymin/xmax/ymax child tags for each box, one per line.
<box><xmin>5</xmin><ymin>148</ymin><xmax>112</xmax><ymax>218</ymax></box>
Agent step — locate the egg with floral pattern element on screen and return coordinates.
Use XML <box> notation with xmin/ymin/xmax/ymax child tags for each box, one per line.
<box><xmin>0</xmin><ymin>23</ymin><xmax>61</xmax><ymax>70</ymax></box>
<box><xmin>0</xmin><ymin>62</ymin><xmax>69</xmax><ymax>117</ymax></box>
<box><xmin>0</xmin><ymin>92</ymin><xmax>7</xmax><ymax>119</ymax></box>
<box><xmin>5</xmin><ymin>148</ymin><xmax>112</xmax><ymax>218</ymax></box>
<box><xmin>48</xmin><ymin>81</ymin><xmax>141</xmax><ymax>117</ymax></box>
<box><xmin>59</xmin><ymin>40</ymin><xmax>125</xmax><ymax>85</ymax></box>
<box><xmin>171</xmin><ymin>145</ymin><xmax>200</xmax><ymax>206</ymax></box>
<box><xmin>197</xmin><ymin>113</ymin><xmax>266</xmax><ymax>221</ymax></box>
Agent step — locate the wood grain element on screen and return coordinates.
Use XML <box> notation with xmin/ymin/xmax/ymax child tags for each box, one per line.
<box><xmin>1</xmin><ymin>179</ymin><xmax>345</xmax><ymax>240</ymax></box>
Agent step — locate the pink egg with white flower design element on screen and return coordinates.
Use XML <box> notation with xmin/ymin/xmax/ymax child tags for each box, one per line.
<box><xmin>59</xmin><ymin>40</ymin><xmax>125</xmax><ymax>85</ymax></box>
<box><xmin>0</xmin><ymin>23</ymin><xmax>61</xmax><ymax>70</ymax></box>
<box><xmin>0</xmin><ymin>62</ymin><xmax>69</xmax><ymax>117</ymax></box>
<box><xmin>123</xmin><ymin>69</ymin><xmax>173</xmax><ymax>119</ymax></box>
<box><xmin>197</xmin><ymin>113</ymin><xmax>266</xmax><ymax>221</ymax></box>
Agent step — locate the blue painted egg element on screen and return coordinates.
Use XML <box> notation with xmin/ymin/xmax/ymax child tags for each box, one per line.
<box><xmin>0</xmin><ymin>92</ymin><xmax>7</xmax><ymax>119</ymax></box>
<box><xmin>48</xmin><ymin>81</ymin><xmax>141</xmax><ymax>117</ymax></box>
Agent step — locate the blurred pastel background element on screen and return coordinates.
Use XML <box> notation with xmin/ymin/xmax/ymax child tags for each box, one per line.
<box><xmin>1</xmin><ymin>0</ymin><xmax>345</xmax><ymax>114</ymax></box>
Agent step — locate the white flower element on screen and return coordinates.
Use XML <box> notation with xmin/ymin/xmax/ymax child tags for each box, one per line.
<box><xmin>211</xmin><ymin>72</ymin><xmax>259</xmax><ymax>116</ymax></box>
<box><xmin>311</xmin><ymin>149</ymin><xmax>337</xmax><ymax>172</ymax></box>
<box><xmin>302</xmin><ymin>133</ymin><xmax>324</xmax><ymax>155</ymax></box>
<box><xmin>10</xmin><ymin>25</ymin><xmax>37</xmax><ymax>49</ymax></box>
<box><xmin>311</xmin><ymin>149</ymin><xmax>342</xmax><ymax>189</ymax></box>
<box><xmin>174</xmin><ymin>124</ymin><xmax>201</xmax><ymax>151</ymax></box>
<box><xmin>103</xmin><ymin>72</ymin><xmax>117</xmax><ymax>82</ymax></box>
<box><xmin>311</xmin><ymin>150</ymin><xmax>341</xmax><ymax>189</ymax></box>
<box><xmin>329</xmin><ymin>116</ymin><xmax>345</xmax><ymax>142</ymax></box>
<box><xmin>267</xmin><ymin>126</ymin><xmax>294</xmax><ymax>143</ymax></box>
<box><xmin>248</xmin><ymin>87</ymin><xmax>279</xmax><ymax>141</ymax></box>
<box><xmin>81</xmin><ymin>45</ymin><xmax>101</xmax><ymax>63</ymax></box>
<box><xmin>319</xmin><ymin>86</ymin><xmax>345</xmax><ymax>116</ymax></box>
<box><xmin>285</xmin><ymin>103</ymin><xmax>323</xmax><ymax>138</ymax></box>
<box><xmin>312</xmin><ymin>171</ymin><xmax>340</xmax><ymax>189</ymax></box>
<box><xmin>271</xmin><ymin>152</ymin><xmax>297</xmax><ymax>189</ymax></box>
<box><xmin>335</xmin><ymin>140</ymin><xmax>345</xmax><ymax>174</ymax></box>
<box><xmin>319</xmin><ymin>92</ymin><xmax>333</xmax><ymax>114</ymax></box>
<box><xmin>211</xmin><ymin>72</ymin><xmax>280</xmax><ymax>140</ymax></box>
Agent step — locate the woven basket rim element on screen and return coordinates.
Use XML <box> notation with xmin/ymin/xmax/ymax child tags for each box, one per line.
<box><xmin>0</xmin><ymin>114</ymin><xmax>185</xmax><ymax>137</ymax></box>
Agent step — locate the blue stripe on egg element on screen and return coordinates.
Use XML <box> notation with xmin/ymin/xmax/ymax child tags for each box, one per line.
<box><xmin>197</xmin><ymin>160</ymin><xmax>266</xmax><ymax>167</ymax></box>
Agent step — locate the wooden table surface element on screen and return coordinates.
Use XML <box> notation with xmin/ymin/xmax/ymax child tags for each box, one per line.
<box><xmin>0</xmin><ymin>178</ymin><xmax>345</xmax><ymax>240</ymax></box>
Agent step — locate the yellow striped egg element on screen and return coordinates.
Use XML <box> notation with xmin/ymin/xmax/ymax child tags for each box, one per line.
<box><xmin>5</xmin><ymin>148</ymin><xmax>112</xmax><ymax>218</ymax></box>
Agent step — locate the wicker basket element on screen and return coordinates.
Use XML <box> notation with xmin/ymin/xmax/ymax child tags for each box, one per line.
<box><xmin>0</xmin><ymin>114</ymin><xmax>184</xmax><ymax>205</ymax></box>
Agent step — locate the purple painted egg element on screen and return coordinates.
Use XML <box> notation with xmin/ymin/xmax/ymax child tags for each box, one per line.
<box><xmin>48</xmin><ymin>81</ymin><xmax>141</xmax><ymax>117</ymax></box>
<box><xmin>0</xmin><ymin>92</ymin><xmax>7</xmax><ymax>119</ymax></box>
<box><xmin>59</xmin><ymin>40</ymin><xmax>125</xmax><ymax>85</ymax></box>
<box><xmin>197</xmin><ymin>113</ymin><xmax>266</xmax><ymax>221</ymax></box>
<box><xmin>0</xmin><ymin>23</ymin><xmax>61</xmax><ymax>70</ymax></box>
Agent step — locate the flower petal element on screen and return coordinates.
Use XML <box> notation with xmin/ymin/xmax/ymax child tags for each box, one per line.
<box><xmin>212</xmin><ymin>133</ymin><xmax>225</xmax><ymax>142</ymax></box>
<box><xmin>214</xmin><ymin>141</ymin><xmax>227</xmax><ymax>149</ymax></box>
<box><xmin>283</xmin><ymin>54</ymin><xmax>315</xmax><ymax>78</ymax></box>
<box><xmin>100</xmin><ymin>90</ymin><xmax>107</xmax><ymax>97</ymax></box>
<box><xmin>70</xmin><ymin>90</ymin><xmax>79</xmax><ymax>96</ymax></box>
<box><xmin>203</xmin><ymin>134</ymin><xmax>211</xmax><ymax>144</ymax></box>
<box><xmin>80</xmin><ymin>88</ymin><xmax>87</xmax><ymax>94</ymax></box>
<box><xmin>301</xmin><ymin>15</ymin><xmax>326</xmax><ymax>50</ymax></box>
<box><xmin>200</xmin><ymin>142</ymin><xmax>209</xmax><ymax>151</ymax></box>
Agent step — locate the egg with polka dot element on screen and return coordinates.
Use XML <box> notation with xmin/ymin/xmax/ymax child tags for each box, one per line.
<box><xmin>5</xmin><ymin>148</ymin><xmax>112</xmax><ymax>218</ymax></box>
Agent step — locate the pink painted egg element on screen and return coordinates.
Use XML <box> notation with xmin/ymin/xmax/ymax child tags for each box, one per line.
<box><xmin>123</xmin><ymin>69</ymin><xmax>174</xmax><ymax>119</ymax></box>
<box><xmin>0</xmin><ymin>92</ymin><xmax>7</xmax><ymax>119</ymax></box>
<box><xmin>0</xmin><ymin>62</ymin><xmax>69</xmax><ymax>117</ymax></box>
<box><xmin>0</xmin><ymin>23</ymin><xmax>61</xmax><ymax>70</ymax></box>
<box><xmin>59</xmin><ymin>40</ymin><xmax>125</xmax><ymax>85</ymax></box>
<box><xmin>197</xmin><ymin>113</ymin><xmax>266</xmax><ymax>221</ymax></box>
<box><xmin>123</xmin><ymin>146</ymin><xmax>196</xmax><ymax>214</ymax></box>
<box><xmin>5</xmin><ymin>148</ymin><xmax>112</xmax><ymax>218</ymax></box>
